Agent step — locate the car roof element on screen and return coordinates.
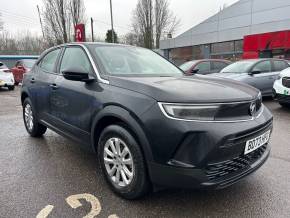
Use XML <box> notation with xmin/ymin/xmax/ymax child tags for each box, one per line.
<box><xmin>239</xmin><ymin>58</ymin><xmax>288</xmax><ymax>62</ymax></box>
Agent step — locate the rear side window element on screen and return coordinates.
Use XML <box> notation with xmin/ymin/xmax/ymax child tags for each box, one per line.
<box><xmin>39</xmin><ymin>49</ymin><xmax>61</xmax><ymax>72</ymax></box>
<box><xmin>273</xmin><ymin>60</ymin><xmax>289</xmax><ymax>72</ymax></box>
<box><xmin>252</xmin><ymin>61</ymin><xmax>271</xmax><ymax>73</ymax></box>
<box><xmin>194</xmin><ymin>62</ymin><xmax>210</xmax><ymax>73</ymax></box>
<box><xmin>0</xmin><ymin>62</ymin><xmax>8</xmax><ymax>69</ymax></box>
<box><xmin>212</xmin><ymin>61</ymin><xmax>228</xmax><ymax>71</ymax></box>
<box><xmin>60</xmin><ymin>47</ymin><xmax>92</xmax><ymax>73</ymax></box>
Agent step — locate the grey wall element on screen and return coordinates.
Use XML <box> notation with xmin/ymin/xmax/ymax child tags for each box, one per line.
<box><xmin>160</xmin><ymin>0</ymin><xmax>290</xmax><ymax>49</ymax></box>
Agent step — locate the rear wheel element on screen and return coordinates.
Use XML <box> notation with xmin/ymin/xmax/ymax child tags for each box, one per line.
<box><xmin>23</xmin><ymin>98</ymin><xmax>47</xmax><ymax>137</ymax></box>
<box><xmin>8</xmin><ymin>85</ymin><xmax>15</xmax><ymax>91</ymax></box>
<box><xmin>98</xmin><ymin>125</ymin><xmax>150</xmax><ymax>199</ymax></box>
<box><xmin>279</xmin><ymin>102</ymin><xmax>290</xmax><ymax>108</ymax></box>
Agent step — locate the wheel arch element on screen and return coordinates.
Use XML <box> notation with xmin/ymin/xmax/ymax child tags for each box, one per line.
<box><xmin>91</xmin><ymin>105</ymin><xmax>153</xmax><ymax>163</ymax></box>
<box><xmin>21</xmin><ymin>91</ymin><xmax>29</xmax><ymax>105</ymax></box>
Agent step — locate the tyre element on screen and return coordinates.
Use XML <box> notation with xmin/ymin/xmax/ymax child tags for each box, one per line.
<box><xmin>279</xmin><ymin>102</ymin><xmax>290</xmax><ymax>108</ymax></box>
<box><xmin>23</xmin><ymin>98</ymin><xmax>47</xmax><ymax>137</ymax></box>
<box><xmin>98</xmin><ymin>125</ymin><xmax>150</xmax><ymax>199</ymax></box>
<box><xmin>8</xmin><ymin>85</ymin><xmax>15</xmax><ymax>91</ymax></box>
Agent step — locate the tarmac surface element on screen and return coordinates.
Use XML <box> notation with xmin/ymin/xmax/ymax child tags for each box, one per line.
<box><xmin>0</xmin><ymin>86</ymin><xmax>290</xmax><ymax>218</ymax></box>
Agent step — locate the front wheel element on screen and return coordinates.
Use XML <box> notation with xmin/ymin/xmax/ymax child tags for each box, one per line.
<box><xmin>98</xmin><ymin>125</ymin><xmax>150</xmax><ymax>199</ymax></box>
<box><xmin>23</xmin><ymin>98</ymin><xmax>47</xmax><ymax>137</ymax></box>
<box><xmin>8</xmin><ymin>85</ymin><xmax>15</xmax><ymax>91</ymax></box>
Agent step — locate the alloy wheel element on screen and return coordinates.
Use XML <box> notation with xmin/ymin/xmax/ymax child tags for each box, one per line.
<box><xmin>24</xmin><ymin>104</ymin><xmax>34</xmax><ymax>131</ymax></box>
<box><xmin>103</xmin><ymin>137</ymin><xmax>134</xmax><ymax>187</ymax></box>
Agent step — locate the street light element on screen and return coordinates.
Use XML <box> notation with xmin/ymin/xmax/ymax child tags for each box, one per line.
<box><xmin>110</xmin><ymin>0</ymin><xmax>114</xmax><ymax>43</ymax></box>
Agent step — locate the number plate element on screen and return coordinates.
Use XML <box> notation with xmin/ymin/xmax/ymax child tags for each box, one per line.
<box><xmin>244</xmin><ymin>130</ymin><xmax>271</xmax><ymax>155</ymax></box>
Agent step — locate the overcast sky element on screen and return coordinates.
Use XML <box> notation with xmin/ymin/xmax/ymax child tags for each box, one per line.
<box><xmin>0</xmin><ymin>0</ymin><xmax>239</xmax><ymax>39</ymax></box>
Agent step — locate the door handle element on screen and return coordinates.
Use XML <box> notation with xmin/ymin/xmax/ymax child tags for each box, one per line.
<box><xmin>49</xmin><ymin>84</ymin><xmax>59</xmax><ymax>90</ymax></box>
<box><xmin>30</xmin><ymin>78</ymin><xmax>35</xmax><ymax>83</ymax></box>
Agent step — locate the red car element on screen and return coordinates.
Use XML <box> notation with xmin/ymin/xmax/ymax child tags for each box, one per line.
<box><xmin>179</xmin><ymin>59</ymin><xmax>232</xmax><ymax>75</ymax></box>
<box><xmin>11</xmin><ymin>59</ymin><xmax>36</xmax><ymax>85</ymax></box>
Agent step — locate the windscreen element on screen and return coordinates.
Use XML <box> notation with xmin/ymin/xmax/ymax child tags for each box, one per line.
<box><xmin>221</xmin><ymin>61</ymin><xmax>255</xmax><ymax>74</ymax></box>
<box><xmin>92</xmin><ymin>46</ymin><xmax>183</xmax><ymax>76</ymax></box>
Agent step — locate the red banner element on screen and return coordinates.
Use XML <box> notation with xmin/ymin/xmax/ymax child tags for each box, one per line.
<box><xmin>75</xmin><ymin>24</ymin><xmax>86</xmax><ymax>42</ymax></box>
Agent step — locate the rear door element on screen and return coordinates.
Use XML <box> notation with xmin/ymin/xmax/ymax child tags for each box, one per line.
<box><xmin>32</xmin><ymin>48</ymin><xmax>62</xmax><ymax>122</ymax></box>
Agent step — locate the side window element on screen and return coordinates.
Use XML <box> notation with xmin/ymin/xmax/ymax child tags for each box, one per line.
<box><xmin>39</xmin><ymin>49</ymin><xmax>61</xmax><ymax>72</ymax></box>
<box><xmin>194</xmin><ymin>62</ymin><xmax>210</xmax><ymax>73</ymax></box>
<box><xmin>252</xmin><ymin>61</ymin><xmax>271</xmax><ymax>73</ymax></box>
<box><xmin>15</xmin><ymin>61</ymin><xmax>21</xmax><ymax>67</ymax></box>
<box><xmin>273</xmin><ymin>60</ymin><xmax>289</xmax><ymax>72</ymax></box>
<box><xmin>212</xmin><ymin>61</ymin><xmax>228</xmax><ymax>71</ymax></box>
<box><xmin>60</xmin><ymin>47</ymin><xmax>92</xmax><ymax>73</ymax></box>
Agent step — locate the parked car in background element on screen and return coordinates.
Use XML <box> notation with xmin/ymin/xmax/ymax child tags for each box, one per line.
<box><xmin>21</xmin><ymin>43</ymin><xmax>273</xmax><ymax>199</ymax></box>
<box><xmin>0</xmin><ymin>62</ymin><xmax>15</xmax><ymax>90</ymax></box>
<box><xmin>11</xmin><ymin>59</ymin><xmax>36</xmax><ymax>85</ymax></box>
<box><xmin>273</xmin><ymin>67</ymin><xmax>290</xmax><ymax>107</ymax></box>
<box><xmin>179</xmin><ymin>59</ymin><xmax>231</xmax><ymax>75</ymax></box>
<box><xmin>211</xmin><ymin>59</ymin><xmax>290</xmax><ymax>97</ymax></box>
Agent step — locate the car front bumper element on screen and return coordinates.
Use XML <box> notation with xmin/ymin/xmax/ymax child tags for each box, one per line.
<box><xmin>273</xmin><ymin>80</ymin><xmax>290</xmax><ymax>103</ymax></box>
<box><xmin>142</xmin><ymin>103</ymin><xmax>273</xmax><ymax>189</ymax></box>
<box><xmin>0</xmin><ymin>78</ymin><xmax>15</xmax><ymax>87</ymax></box>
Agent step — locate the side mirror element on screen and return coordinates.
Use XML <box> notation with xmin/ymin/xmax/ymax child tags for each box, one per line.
<box><xmin>17</xmin><ymin>66</ymin><xmax>24</xmax><ymax>70</ymax></box>
<box><xmin>62</xmin><ymin>68</ymin><xmax>95</xmax><ymax>83</ymax></box>
<box><xmin>191</xmin><ymin>68</ymin><xmax>199</xmax><ymax>74</ymax></box>
<box><xmin>249</xmin><ymin>70</ymin><xmax>261</xmax><ymax>76</ymax></box>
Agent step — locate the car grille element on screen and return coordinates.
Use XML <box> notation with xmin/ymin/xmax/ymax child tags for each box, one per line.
<box><xmin>214</xmin><ymin>97</ymin><xmax>262</xmax><ymax>121</ymax></box>
<box><xmin>282</xmin><ymin>77</ymin><xmax>290</xmax><ymax>88</ymax></box>
<box><xmin>205</xmin><ymin>144</ymin><xmax>267</xmax><ymax>181</ymax></box>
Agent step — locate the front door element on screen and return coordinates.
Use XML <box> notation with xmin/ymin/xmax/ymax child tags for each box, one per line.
<box><xmin>50</xmin><ymin>45</ymin><xmax>99</xmax><ymax>145</ymax></box>
<box><xmin>248</xmin><ymin>60</ymin><xmax>273</xmax><ymax>95</ymax></box>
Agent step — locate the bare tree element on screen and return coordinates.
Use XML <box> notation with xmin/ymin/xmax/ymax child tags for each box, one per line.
<box><xmin>0</xmin><ymin>12</ymin><xmax>3</xmax><ymax>31</ymax></box>
<box><xmin>42</xmin><ymin>0</ymin><xmax>85</xmax><ymax>45</ymax></box>
<box><xmin>70</xmin><ymin>0</ymin><xmax>86</xmax><ymax>27</ymax></box>
<box><xmin>133</xmin><ymin>0</ymin><xmax>154</xmax><ymax>49</ymax></box>
<box><xmin>155</xmin><ymin>0</ymin><xmax>180</xmax><ymax>48</ymax></box>
<box><xmin>132</xmin><ymin>0</ymin><xmax>180</xmax><ymax>49</ymax></box>
<box><xmin>0</xmin><ymin>31</ymin><xmax>47</xmax><ymax>55</ymax></box>
<box><xmin>121</xmin><ymin>32</ymin><xmax>143</xmax><ymax>46</ymax></box>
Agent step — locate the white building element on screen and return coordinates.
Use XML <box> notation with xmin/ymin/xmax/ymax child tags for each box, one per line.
<box><xmin>160</xmin><ymin>0</ymin><xmax>290</xmax><ymax>65</ymax></box>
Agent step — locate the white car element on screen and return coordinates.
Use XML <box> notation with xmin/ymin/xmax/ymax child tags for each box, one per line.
<box><xmin>0</xmin><ymin>62</ymin><xmax>15</xmax><ymax>91</ymax></box>
<box><xmin>273</xmin><ymin>67</ymin><xmax>290</xmax><ymax>107</ymax></box>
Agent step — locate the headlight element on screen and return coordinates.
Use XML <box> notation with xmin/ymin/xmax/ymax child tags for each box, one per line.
<box><xmin>159</xmin><ymin>103</ymin><xmax>219</xmax><ymax>121</ymax></box>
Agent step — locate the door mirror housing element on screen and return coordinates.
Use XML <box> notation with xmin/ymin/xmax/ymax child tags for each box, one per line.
<box><xmin>191</xmin><ymin>68</ymin><xmax>199</xmax><ymax>74</ymax></box>
<box><xmin>17</xmin><ymin>66</ymin><xmax>25</xmax><ymax>70</ymax></box>
<box><xmin>62</xmin><ymin>68</ymin><xmax>95</xmax><ymax>83</ymax></box>
<box><xmin>249</xmin><ymin>70</ymin><xmax>261</xmax><ymax>76</ymax></box>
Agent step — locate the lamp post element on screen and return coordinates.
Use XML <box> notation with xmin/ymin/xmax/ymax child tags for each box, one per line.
<box><xmin>110</xmin><ymin>0</ymin><xmax>114</xmax><ymax>43</ymax></box>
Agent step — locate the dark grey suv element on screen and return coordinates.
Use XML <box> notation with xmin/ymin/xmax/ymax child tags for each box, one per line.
<box><xmin>21</xmin><ymin>43</ymin><xmax>273</xmax><ymax>199</ymax></box>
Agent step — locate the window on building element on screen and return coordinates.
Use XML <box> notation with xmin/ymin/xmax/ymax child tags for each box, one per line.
<box><xmin>211</xmin><ymin>41</ymin><xmax>235</xmax><ymax>54</ymax></box>
<box><xmin>235</xmin><ymin>40</ymin><xmax>243</xmax><ymax>52</ymax></box>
